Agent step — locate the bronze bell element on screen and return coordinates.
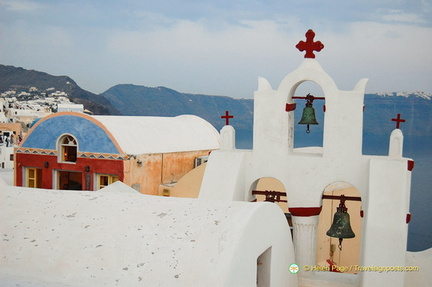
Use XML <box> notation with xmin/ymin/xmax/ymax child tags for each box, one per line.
<box><xmin>298</xmin><ymin>93</ymin><xmax>318</xmax><ymax>133</ymax></box>
<box><xmin>326</xmin><ymin>196</ymin><xmax>355</xmax><ymax>250</ymax></box>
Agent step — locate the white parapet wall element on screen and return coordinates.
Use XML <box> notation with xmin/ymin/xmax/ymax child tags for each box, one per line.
<box><xmin>0</xmin><ymin>181</ymin><xmax>297</xmax><ymax>287</ymax></box>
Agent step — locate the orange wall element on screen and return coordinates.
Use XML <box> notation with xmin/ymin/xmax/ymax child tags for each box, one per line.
<box><xmin>123</xmin><ymin>153</ymin><xmax>162</xmax><ymax>195</ymax></box>
<box><xmin>123</xmin><ymin>150</ymin><xmax>212</xmax><ymax>195</ymax></box>
<box><xmin>162</xmin><ymin>150</ymin><xmax>210</xmax><ymax>184</ymax></box>
<box><xmin>0</xmin><ymin>123</ymin><xmax>21</xmax><ymax>136</ymax></box>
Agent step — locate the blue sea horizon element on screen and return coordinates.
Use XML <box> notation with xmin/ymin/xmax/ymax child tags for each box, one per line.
<box><xmin>235</xmin><ymin>129</ymin><xmax>432</xmax><ymax>252</ymax></box>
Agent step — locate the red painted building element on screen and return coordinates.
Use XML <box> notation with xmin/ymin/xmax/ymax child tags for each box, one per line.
<box><xmin>15</xmin><ymin>112</ymin><xmax>220</xmax><ymax>194</ymax></box>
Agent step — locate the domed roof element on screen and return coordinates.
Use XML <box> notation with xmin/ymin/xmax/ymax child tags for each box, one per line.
<box><xmin>93</xmin><ymin>114</ymin><xmax>220</xmax><ymax>154</ymax></box>
<box><xmin>22</xmin><ymin>112</ymin><xmax>220</xmax><ymax>155</ymax></box>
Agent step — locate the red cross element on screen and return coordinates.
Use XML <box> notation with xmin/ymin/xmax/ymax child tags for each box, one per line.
<box><xmin>296</xmin><ymin>29</ymin><xmax>324</xmax><ymax>59</ymax></box>
<box><xmin>221</xmin><ymin>110</ymin><xmax>234</xmax><ymax>125</ymax></box>
<box><xmin>391</xmin><ymin>113</ymin><xmax>406</xmax><ymax>129</ymax></box>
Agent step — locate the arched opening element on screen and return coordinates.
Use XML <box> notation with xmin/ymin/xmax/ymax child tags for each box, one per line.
<box><xmin>57</xmin><ymin>134</ymin><xmax>78</xmax><ymax>163</ymax></box>
<box><xmin>292</xmin><ymin>81</ymin><xmax>325</xmax><ymax>149</ymax></box>
<box><xmin>256</xmin><ymin>246</ymin><xmax>272</xmax><ymax>287</ymax></box>
<box><xmin>251</xmin><ymin>177</ymin><xmax>292</xmax><ymax>235</ymax></box>
<box><xmin>316</xmin><ymin>182</ymin><xmax>362</xmax><ymax>273</ymax></box>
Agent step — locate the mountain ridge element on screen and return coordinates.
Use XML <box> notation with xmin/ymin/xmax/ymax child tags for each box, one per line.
<box><xmin>0</xmin><ymin>64</ymin><xmax>120</xmax><ymax>115</ymax></box>
<box><xmin>101</xmin><ymin>83</ymin><xmax>432</xmax><ymax>136</ymax></box>
<box><xmin>1</xmin><ymin>64</ymin><xmax>431</xmax><ymax>137</ymax></box>
<box><xmin>101</xmin><ymin>84</ymin><xmax>254</xmax><ymax>131</ymax></box>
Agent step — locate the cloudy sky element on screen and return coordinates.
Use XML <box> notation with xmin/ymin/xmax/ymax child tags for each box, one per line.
<box><xmin>0</xmin><ymin>0</ymin><xmax>431</xmax><ymax>98</ymax></box>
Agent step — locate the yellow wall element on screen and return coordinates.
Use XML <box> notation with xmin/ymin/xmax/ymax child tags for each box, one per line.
<box><xmin>255</xmin><ymin>177</ymin><xmax>289</xmax><ymax>213</ymax></box>
<box><xmin>168</xmin><ymin>163</ymin><xmax>207</xmax><ymax>198</ymax></box>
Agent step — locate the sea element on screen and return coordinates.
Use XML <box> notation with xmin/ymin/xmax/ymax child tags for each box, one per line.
<box><xmin>235</xmin><ymin>129</ymin><xmax>432</xmax><ymax>252</ymax></box>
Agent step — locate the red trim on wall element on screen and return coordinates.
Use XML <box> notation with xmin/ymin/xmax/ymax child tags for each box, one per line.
<box><xmin>289</xmin><ymin>207</ymin><xmax>322</xmax><ymax>217</ymax></box>
<box><xmin>292</xmin><ymin>96</ymin><xmax>325</xmax><ymax>100</ymax></box>
<box><xmin>286</xmin><ymin>103</ymin><xmax>297</xmax><ymax>112</ymax></box>
<box><xmin>406</xmin><ymin>213</ymin><xmax>411</xmax><ymax>224</ymax></box>
<box><xmin>407</xmin><ymin>160</ymin><xmax>415</xmax><ymax>171</ymax></box>
<box><xmin>15</xmin><ymin>153</ymin><xmax>124</xmax><ymax>190</ymax></box>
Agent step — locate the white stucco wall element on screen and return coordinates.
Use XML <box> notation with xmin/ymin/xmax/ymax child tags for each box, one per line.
<box><xmin>0</xmin><ymin>146</ymin><xmax>14</xmax><ymax>169</ymax></box>
<box><xmin>405</xmin><ymin>248</ymin><xmax>432</xmax><ymax>286</ymax></box>
<box><xmin>57</xmin><ymin>103</ymin><xmax>84</xmax><ymax>113</ymax></box>
<box><xmin>0</xmin><ymin>182</ymin><xmax>297</xmax><ymax>287</ymax></box>
<box><xmin>199</xmin><ymin>149</ymin><xmax>252</xmax><ymax>201</ymax></box>
<box><xmin>360</xmin><ymin>158</ymin><xmax>411</xmax><ymax>286</ymax></box>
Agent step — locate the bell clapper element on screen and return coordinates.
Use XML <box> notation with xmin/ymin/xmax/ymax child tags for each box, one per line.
<box><xmin>338</xmin><ymin>238</ymin><xmax>343</xmax><ymax>251</ymax></box>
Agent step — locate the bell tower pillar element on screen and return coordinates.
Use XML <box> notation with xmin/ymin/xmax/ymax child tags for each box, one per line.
<box><xmin>289</xmin><ymin>207</ymin><xmax>322</xmax><ymax>276</ymax></box>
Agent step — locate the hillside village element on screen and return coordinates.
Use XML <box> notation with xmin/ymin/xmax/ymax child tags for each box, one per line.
<box><xmin>0</xmin><ymin>87</ymin><xmax>86</xmax><ymax>170</ymax></box>
<box><xmin>2</xmin><ymin>87</ymin><xmax>68</xmax><ymax>112</ymax></box>
<box><xmin>376</xmin><ymin>91</ymin><xmax>431</xmax><ymax>100</ymax></box>
<box><xmin>1</xmin><ymin>86</ymin><xmax>89</xmax><ymax>130</ymax></box>
<box><xmin>1</xmin><ymin>84</ymin><xmax>87</xmax><ymax>115</ymax></box>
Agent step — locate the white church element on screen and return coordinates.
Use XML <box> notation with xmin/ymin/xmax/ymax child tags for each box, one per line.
<box><xmin>0</xmin><ymin>29</ymin><xmax>430</xmax><ymax>286</ymax></box>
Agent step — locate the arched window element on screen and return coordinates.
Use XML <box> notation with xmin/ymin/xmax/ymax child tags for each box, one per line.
<box><xmin>58</xmin><ymin>135</ymin><xmax>78</xmax><ymax>163</ymax></box>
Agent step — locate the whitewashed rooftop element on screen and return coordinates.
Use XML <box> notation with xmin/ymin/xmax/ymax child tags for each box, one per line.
<box><xmin>93</xmin><ymin>114</ymin><xmax>220</xmax><ymax>155</ymax></box>
<box><xmin>0</xmin><ymin>180</ymin><xmax>293</xmax><ymax>286</ymax></box>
